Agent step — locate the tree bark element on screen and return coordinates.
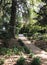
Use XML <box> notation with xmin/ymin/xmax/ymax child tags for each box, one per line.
<box><xmin>9</xmin><ymin>0</ymin><xmax>17</xmax><ymax>38</ymax></box>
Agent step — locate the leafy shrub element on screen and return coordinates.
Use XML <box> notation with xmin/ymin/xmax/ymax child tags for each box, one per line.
<box><xmin>0</xmin><ymin>59</ymin><xmax>4</xmax><ymax>65</ymax></box>
<box><xmin>0</xmin><ymin>47</ymin><xmax>7</xmax><ymax>55</ymax></box>
<box><xmin>17</xmin><ymin>57</ymin><xmax>25</xmax><ymax>65</ymax></box>
<box><xmin>6</xmin><ymin>49</ymin><xmax>12</xmax><ymax>56</ymax></box>
<box><xmin>18</xmin><ymin>39</ymin><xmax>25</xmax><ymax>46</ymax></box>
<box><xmin>29</xmin><ymin>53</ymin><xmax>34</xmax><ymax>58</ymax></box>
<box><xmin>13</xmin><ymin>47</ymin><xmax>20</xmax><ymax>55</ymax></box>
<box><xmin>0</xmin><ymin>47</ymin><xmax>12</xmax><ymax>55</ymax></box>
<box><xmin>0</xmin><ymin>47</ymin><xmax>25</xmax><ymax>55</ymax></box>
<box><xmin>23</xmin><ymin>46</ymin><xmax>30</xmax><ymax>54</ymax></box>
<box><xmin>31</xmin><ymin>57</ymin><xmax>41</xmax><ymax>65</ymax></box>
<box><xmin>15</xmin><ymin>27</ymin><xmax>20</xmax><ymax>36</ymax></box>
<box><xmin>23</xmin><ymin>33</ymin><xmax>28</xmax><ymax>37</ymax></box>
<box><xmin>18</xmin><ymin>39</ymin><xmax>30</xmax><ymax>54</ymax></box>
<box><xmin>15</xmin><ymin>21</ymin><xmax>22</xmax><ymax>35</ymax></box>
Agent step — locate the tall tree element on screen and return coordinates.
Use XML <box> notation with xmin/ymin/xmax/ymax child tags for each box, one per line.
<box><xmin>9</xmin><ymin>0</ymin><xmax>17</xmax><ymax>38</ymax></box>
<box><xmin>9</xmin><ymin>0</ymin><xmax>30</xmax><ymax>38</ymax></box>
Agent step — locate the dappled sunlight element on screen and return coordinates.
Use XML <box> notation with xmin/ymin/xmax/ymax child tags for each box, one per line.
<box><xmin>19</xmin><ymin>34</ymin><xmax>47</xmax><ymax>60</ymax></box>
<box><xmin>19</xmin><ymin>34</ymin><xmax>41</xmax><ymax>52</ymax></box>
<box><xmin>35</xmin><ymin>53</ymin><xmax>47</xmax><ymax>59</ymax></box>
<box><xmin>44</xmin><ymin>61</ymin><xmax>47</xmax><ymax>64</ymax></box>
<box><xmin>0</xmin><ymin>0</ymin><xmax>47</xmax><ymax>65</ymax></box>
<box><xmin>35</xmin><ymin>51</ymin><xmax>47</xmax><ymax>59</ymax></box>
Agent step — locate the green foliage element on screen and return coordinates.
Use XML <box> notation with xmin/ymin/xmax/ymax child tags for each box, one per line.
<box><xmin>0</xmin><ymin>59</ymin><xmax>4</xmax><ymax>65</ymax></box>
<box><xmin>0</xmin><ymin>47</ymin><xmax>7</xmax><ymax>55</ymax></box>
<box><xmin>12</xmin><ymin>47</ymin><xmax>20</xmax><ymax>55</ymax></box>
<box><xmin>0</xmin><ymin>30</ymin><xmax>11</xmax><ymax>39</ymax></box>
<box><xmin>0</xmin><ymin>47</ymin><xmax>12</xmax><ymax>55</ymax></box>
<box><xmin>32</xmin><ymin>33</ymin><xmax>43</xmax><ymax>40</ymax></box>
<box><xmin>0</xmin><ymin>0</ymin><xmax>11</xmax><ymax>24</ymax></box>
<box><xmin>23</xmin><ymin>46</ymin><xmax>30</xmax><ymax>54</ymax></box>
<box><xmin>32</xmin><ymin>32</ymin><xmax>47</xmax><ymax>41</ymax></box>
<box><xmin>37</xmin><ymin>5</ymin><xmax>47</xmax><ymax>26</ymax></box>
<box><xmin>0</xmin><ymin>45</ymin><xmax>30</xmax><ymax>55</ymax></box>
<box><xmin>18</xmin><ymin>39</ymin><xmax>30</xmax><ymax>54</ymax></box>
<box><xmin>15</xmin><ymin>22</ymin><xmax>22</xmax><ymax>36</ymax></box>
<box><xmin>0</xmin><ymin>0</ymin><xmax>47</xmax><ymax>48</ymax></box>
<box><xmin>6</xmin><ymin>49</ymin><xmax>12</xmax><ymax>56</ymax></box>
<box><xmin>31</xmin><ymin>57</ymin><xmax>41</xmax><ymax>65</ymax></box>
<box><xmin>29</xmin><ymin>53</ymin><xmax>34</xmax><ymax>58</ymax></box>
<box><xmin>17</xmin><ymin>57</ymin><xmax>25</xmax><ymax>65</ymax></box>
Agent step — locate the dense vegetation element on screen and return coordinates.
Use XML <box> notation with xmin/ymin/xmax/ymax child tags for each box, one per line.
<box><xmin>0</xmin><ymin>0</ymin><xmax>47</xmax><ymax>40</ymax></box>
<box><xmin>0</xmin><ymin>0</ymin><xmax>47</xmax><ymax>65</ymax></box>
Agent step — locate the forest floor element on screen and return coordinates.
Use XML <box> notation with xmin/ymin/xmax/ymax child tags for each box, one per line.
<box><xmin>0</xmin><ymin>50</ymin><xmax>32</xmax><ymax>65</ymax></box>
<box><xmin>0</xmin><ymin>34</ymin><xmax>47</xmax><ymax>65</ymax></box>
<box><xmin>0</xmin><ymin>37</ymin><xmax>32</xmax><ymax>65</ymax></box>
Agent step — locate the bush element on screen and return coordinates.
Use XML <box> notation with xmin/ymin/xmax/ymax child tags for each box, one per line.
<box><xmin>6</xmin><ymin>49</ymin><xmax>12</xmax><ymax>56</ymax></box>
<box><xmin>0</xmin><ymin>47</ymin><xmax>12</xmax><ymax>55</ymax></box>
<box><xmin>17</xmin><ymin>57</ymin><xmax>25</xmax><ymax>65</ymax></box>
<box><xmin>23</xmin><ymin>46</ymin><xmax>30</xmax><ymax>54</ymax></box>
<box><xmin>31</xmin><ymin>57</ymin><xmax>41</xmax><ymax>65</ymax></box>
<box><xmin>13</xmin><ymin>47</ymin><xmax>20</xmax><ymax>55</ymax></box>
<box><xmin>0</xmin><ymin>59</ymin><xmax>4</xmax><ymax>65</ymax></box>
<box><xmin>0</xmin><ymin>47</ymin><xmax>7</xmax><ymax>55</ymax></box>
<box><xmin>18</xmin><ymin>39</ymin><xmax>30</xmax><ymax>54</ymax></box>
<box><xmin>29</xmin><ymin>53</ymin><xmax>34</xmax><ymax>58</ymax></box>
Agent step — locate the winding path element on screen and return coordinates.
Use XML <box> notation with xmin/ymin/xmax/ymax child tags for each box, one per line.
<box><xmin>18</xmin><ymin>34</ymin><xmax>47</xmax><ymax>65</ymax></box>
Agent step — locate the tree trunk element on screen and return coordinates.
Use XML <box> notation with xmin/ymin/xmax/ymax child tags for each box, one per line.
<box><xmin>9</xmin><ymin>0</ymin><xmax>17</xmax><ymax>38</ymax></box>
